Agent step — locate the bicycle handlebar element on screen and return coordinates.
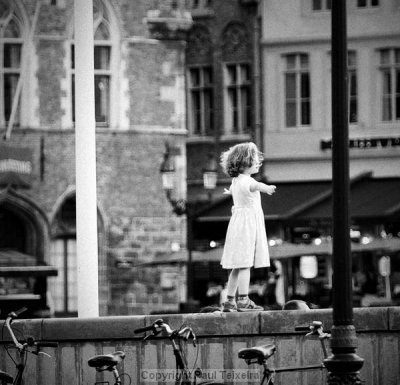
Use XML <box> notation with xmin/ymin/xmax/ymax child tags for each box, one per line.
<box><xmin>134</xmin><ymin>319</ymin><xmax>197</xmax><ymax>345</ymax></box>
<box><xmin>294</xmin><ymin>321</ymin><xmax>331</xmax><ymax>339</ymax></box>
<box><xmin>5</xmin><ymin>310</ymin><xmax>58</xmax><ymax>353</ymax></box>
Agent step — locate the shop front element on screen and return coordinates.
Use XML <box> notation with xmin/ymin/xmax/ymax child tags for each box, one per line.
<box><xmin>190</xmin><ymin>174</ymin><xmax>400</xmax><ymax>309</ymax></box>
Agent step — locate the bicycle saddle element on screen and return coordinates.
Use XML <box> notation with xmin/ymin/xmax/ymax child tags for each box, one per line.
<box><xmin>0</xmin><ymin>370</ymin><xmax>13</xmax><ymax>384</ymax></box>
<box><xmin>88</xmin><ymin>351</ymin><xmax>126</xmax><ymax>371</ymax></box>
<box><xmin>238</xmin><ymin>344</ymin><xmax>276</xmax><ymax>361</ymax></box>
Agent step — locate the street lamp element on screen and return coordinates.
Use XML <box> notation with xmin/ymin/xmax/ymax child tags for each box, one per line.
<box><xmin>160</xmin><ymin>144</ymin><xmax>218</xmax><ymax>311</ymax></box>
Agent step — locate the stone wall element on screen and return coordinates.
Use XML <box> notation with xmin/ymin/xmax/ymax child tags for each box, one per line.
<box><xmin>0</xmin><ymin>308</ymin><xmax>398</xmax><ymax>385</ymax></box>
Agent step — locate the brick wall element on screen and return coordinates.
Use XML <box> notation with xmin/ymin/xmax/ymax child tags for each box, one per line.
<box><xmin>0</xmin><ymin>0</ymin><xmax>190</xmax><ymax>315</ymax></box>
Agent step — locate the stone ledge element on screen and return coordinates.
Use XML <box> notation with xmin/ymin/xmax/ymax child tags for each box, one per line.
<box><xmin>0</xmin><ymin>307</ymin><xmax>395</xmax><ymax>343</ymax></box>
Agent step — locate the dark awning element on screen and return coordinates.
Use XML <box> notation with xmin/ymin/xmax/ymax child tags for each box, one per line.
<box><xmin>0</xmin><ymin>250</ymin><xmax>58</xmax><ymax>277</ymax></box>
<box><xmin>196</xmin><ymin>180</ymin><xmax>332</xmax><ymax>222</ymax></box>
<box><xmin>195</xmin><ymin>175</ymin><xmax>400</xmax><ymax>222</ymax></box>
<box><xmin>294</xmin><ymin>177</ymin><xmax>400</xmax><ymax>220</ymax></box>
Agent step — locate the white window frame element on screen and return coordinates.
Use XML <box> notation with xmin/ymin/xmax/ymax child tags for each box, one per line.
<box><xmin>283</xmin><ymin>53</ymin><xmax>311</xmax><ymax>129</ymax></box>
<box><xmin>379</xmin><ymin>48</ymin><xmax>400</xmax><ymax>123</ymax></box>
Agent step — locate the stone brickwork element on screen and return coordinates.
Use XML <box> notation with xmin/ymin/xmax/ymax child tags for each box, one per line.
<box><xmin>0</xmin><ymin>0</ymin><xmax>190</xmax><ymax>315</ymax></box>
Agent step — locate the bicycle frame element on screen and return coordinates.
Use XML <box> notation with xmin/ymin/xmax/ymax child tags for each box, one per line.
<box><xmin>5</xmin><ymin>314</ymin><xmax>28</xmax><ymax>385</ymax></box>
<box><xmin>240</xmin><ymin>321</ymin><xmax>330</xmax><ymax>385</ymax></box>
<box><xmin>2</xmin><ymin>309</ymin><xmax>57</xmax><ymax>385</ymax></box>
<box><xmin>134</xmin><ymin>320</ymin><xmax>222</xmax><ymax>385</ymax></box>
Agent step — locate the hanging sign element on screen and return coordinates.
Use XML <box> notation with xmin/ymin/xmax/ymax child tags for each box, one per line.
<box><xmin>321</xmin><ymin>136</ymin><xmax>400</xmax><ymax>150</ymax></box>
<box><xmin>0</xmin><ymin>144</ymin><xmax>33</xmax><ymax>188</ymax></box>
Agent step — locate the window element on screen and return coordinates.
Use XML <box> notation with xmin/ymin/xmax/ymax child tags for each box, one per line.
<box><xmin>312</xmin><ymin>0</ymin><xmax>331</xmax><ymax>11</ymax></box>
<box><xmin>357</xmin><ymin>0</ymin><xmax>379</xmax><ymax>7</ymax></box>
<box><xmin>380</xmin><ymin>48</ymin><xmax>400</xmax><ymax>122</ymax></box>
<box><xmin>284</xmin><ymin>54</ymin><xmax>311</xmax><ymax>127</ymax></box>
<box><xmin>49</xmin><ymin>196</ymin><xmax>77</xmax><ymax>316</ymax></box>
<box><xmin>71</xmin><ymin>0</ymin><xmax>111</xmax><ymax>126</ymax></box>
<box><xmin>188</xmin><ymin>66</ymin><xmax>214</xmax><ymax>135</ymax></box>
<box><xmin>0</xmin><ymin>2</ymin><xmax>22</xmax><ymax>127</ymax></box>
<box><xmin>225</xmin><ymin>63</ymin><xmax>251</xmax><ymax>134</ymax></box>
<box><xmin>348</xmin><ymin>51</ymin><xmax>358</xmax><ymax>123</ymax></box>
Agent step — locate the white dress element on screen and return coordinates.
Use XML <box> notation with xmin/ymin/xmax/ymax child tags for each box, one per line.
<box><xmin>221</xmin><ymin>174</ymin><xmax>270</xmax><ymax>269</ymax></box>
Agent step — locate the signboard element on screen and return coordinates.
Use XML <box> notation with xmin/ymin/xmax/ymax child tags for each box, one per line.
<box><xmin>0</xmin><ymin>144</ymin><xmax>33</xmax><ymax>188</ymax></box>
<box><xmin>321</xmin><ymin>136</ymin><xmax>400</xmax><ymax>150</ymax></box>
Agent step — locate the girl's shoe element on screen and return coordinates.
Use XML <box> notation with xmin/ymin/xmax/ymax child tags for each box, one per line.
<box><xmin>237</xmin><ymin>298</ymin><xmax>263</xmax><ymax>312</ymax></box>
<box><xmin>222</xmin><ymin>301</ymin><xmax>237</xmax><ymax>312</ymax></box>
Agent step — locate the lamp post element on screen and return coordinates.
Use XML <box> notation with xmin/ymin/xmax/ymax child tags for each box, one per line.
<box><xmin>323</xmin><ymin>1</ymin><xmax>363</xmax><ymax>383</ymax></box>
<box><xmin>160</xmin><ymin>144</ymin><xmax>218</xmax><ymax>311</ymax></box>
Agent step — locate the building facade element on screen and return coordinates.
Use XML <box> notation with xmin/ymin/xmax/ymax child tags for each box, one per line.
<box><xmin>189</xmin><ymin>0</ymin><xmax>400</xmax><ymax>309</ymax></box>
<box><xmin>261</xmin><ymin>0</ymin><xmax>400</xmax><ymax>181</ymax></box>
<box><xmin>0</xmin><ymin>0</ymin><xmax>193</xmax><ymax>316</ymax></box>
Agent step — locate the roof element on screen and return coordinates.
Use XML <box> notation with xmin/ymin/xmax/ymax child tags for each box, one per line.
<box><xmin>195</xmin><ymin>175</ymin><xmax>400</xmax><ymax>222</ymax></box>
<box><xmin>0</xmin><ymin>250</ymin><xmax>58</xmax><ymax>277</ymax></box>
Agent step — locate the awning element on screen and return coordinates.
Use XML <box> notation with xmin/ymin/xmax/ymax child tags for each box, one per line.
<box><xmin>136</xmin><ymin>237</ymin><xmax>400</xmax><ymax>266</ymax></box>
<box><xmin>0</xmin><ymin>250</ymin><xmax>58</xmax><ymax>277</ymax></box>
<box><xmin>196</xmin><ymin>180</ymin><xmax>332</xmax><ymax>222</ymax></box>
<box><xmin>195</xmin><ymin>175</ymin><xmax>400</xmax><ymax>222</ymax></box>
<box><xmin>294</xmin><ymin>177</ymin><xmax>400</xmax><ymax>220</ymax></box>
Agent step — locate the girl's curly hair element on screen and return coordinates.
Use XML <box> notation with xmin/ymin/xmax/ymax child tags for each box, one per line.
<box><xmin>220</xmin><ymin>142</ymin><xmax>263</xmax><ymax>177</ymax></box>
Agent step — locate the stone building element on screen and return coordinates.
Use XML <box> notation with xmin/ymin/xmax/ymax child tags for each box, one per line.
<box><xmin>0</xmin><ymin>0</ymin><xmax>193</xmax><ymax>316</ymax></box>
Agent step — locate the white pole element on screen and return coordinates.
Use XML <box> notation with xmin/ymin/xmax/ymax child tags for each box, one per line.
<box><xmin>74</xmin><ymin>0</ymin><xmax>99</xmax><ymax>317</ymax></box>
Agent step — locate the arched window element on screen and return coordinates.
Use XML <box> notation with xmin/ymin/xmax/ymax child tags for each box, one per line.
<box><xmin>49</xmin><ymin>195</ymin><xmax>78</xmax><ymax>316</ymax></box>
<box><xmin>0</xmin><ymin>0</ymin><xmax>23</xmax><ymax>127</ymax></box>
<box><xmin>221</xmin><ymin>22</ymin><xmax>251</xmax><ymax>135</ymax></box>
<box><xmin>186</xmin><ymin>25</ymin><xmax>214</xmax><ymax>136</ymax></box>
<box><xmin>71</xmin><ymin>0</ymin><xmax>115</xmax><ymax>127</ymax></box>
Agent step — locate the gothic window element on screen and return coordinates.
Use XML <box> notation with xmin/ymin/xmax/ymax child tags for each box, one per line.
<box><xmin>221</xmin><ymin>22</ymin><xmax>249</xmax><ymax>62</ymax></box>
<box><xmin>186</xmin><ymin>24</ymin><xmax>213</xmax><ymax>65</ymax></box>
<box><xmin>0</xmin><ymin>0</ymin><xmax>23</xmax><ymax>127</ymax></box>
<box><xmin>188</xmin><ymin>66</ymin><xmax>214</xmax><ymax>136</ymax></box>
<box><xmin>49</xmin><ymin>195</ymin><xmax>77</xmax><ymax>316</ymax></box>
<box><xmin>224</xmin><ymin>63</ymin><xmax>251</xmax><ymax>135</ymax></box>
<box><xmin>71</xmin><ymin>0</ymin><xmax>112</xmax><ymax>127</ymax></box>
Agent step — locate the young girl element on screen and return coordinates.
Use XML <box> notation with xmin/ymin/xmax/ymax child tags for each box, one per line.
<box><xmin>220</xmin><ymin>142</ymin><xmax>276</xmax><ymax>312</ymax></box>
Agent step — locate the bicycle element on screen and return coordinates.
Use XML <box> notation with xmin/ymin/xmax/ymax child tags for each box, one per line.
<box><xmin>238</xmin><ymin>320</ymin><xmax>331</xmax><ymax>385</ymax></box>
<box><xmin>133</xmin><ymin>319</ymin><xmax>225</xmax><ymax>385</ymax></box>
<box><xmin>0</xmin><ymin>307</ymin><xmax>58</xmax><ymax>385</ymax></box>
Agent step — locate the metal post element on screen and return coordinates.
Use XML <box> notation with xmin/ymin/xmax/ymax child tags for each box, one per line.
<box><xmin>74</xmin><ymin>0</ymin><xmax>99</xmax><ymax>317</ymax></box>
<box><xmin>324</xmin><ymin>0</ymin><xmax>363</xmax><ymax>382</ymax></box>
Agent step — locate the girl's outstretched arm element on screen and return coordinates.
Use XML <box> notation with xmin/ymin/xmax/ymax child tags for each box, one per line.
<box><xmin>250</xmin><ymin>181</ymin><xmax>276</xmax><ymax>195</ymax></box>
<box><xmin>223</xmin><ymin>186</ymin><xmax>232</xmax><ymax>195</ymax></box>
